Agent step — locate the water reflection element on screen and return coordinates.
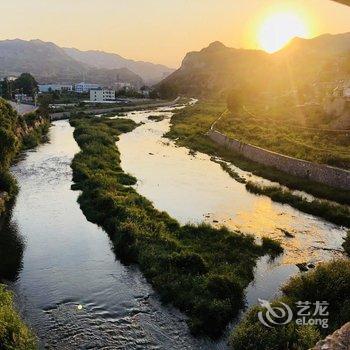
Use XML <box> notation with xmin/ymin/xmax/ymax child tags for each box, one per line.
<box><xmin>118</xmin><ymin>108</ymin><xmax>346</xmax><ymax>266</ymax></box>
<box><xmin>0</xmin><ymin>211</ymin><xmax>25</xmax><ymax>282</ymax></box>
<box><xmin>7</xmin><ymin>121</ymin><xmax>225</xmax><ymax>350</ymax></box>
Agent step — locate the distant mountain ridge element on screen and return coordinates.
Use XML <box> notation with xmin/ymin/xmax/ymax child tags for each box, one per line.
<box><xmin>155</xmin><ymin>33</ymin><xmax>350</xmax><ymax>98</ymax></box>
<box><xmin>63</xmin><ymin>47</ymin><xmax>174</xmax><ymax>84</ymax></box>
<box><xmin>0</xmin><ymin>39</ymin><xmax>173</xmax><ymax>86</ymax></box>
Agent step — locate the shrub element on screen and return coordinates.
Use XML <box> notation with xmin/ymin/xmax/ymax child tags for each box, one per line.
<box><xmin>343</xmin><ymin>231</ymin><xmax>350</xmax><ymax>256</ymax></box>
<box><xmin>261</xmin><ymin>237</ymin><xmax>284</xmax><ymax>257</ymax></box>
<box><xmin>230</xmin><ymin>305</ymin><xmax>321</xmax><ymax>350</ymax></box>
<box><xmin>230</xmin><ymin>260</ymin><xmax>350</xmax><ymax>349</ymax></box>
<box><xmin>0</xmin><ymin>285</ymin><xmax>37</xmax><ymax>349</ymax></box>
<box><xmin>164</xmin><ymin>251</ymin><xmax>208</xmax><ymax>275</ymax></box>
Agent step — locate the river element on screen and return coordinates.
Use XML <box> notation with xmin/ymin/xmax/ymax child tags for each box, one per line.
<box><xmin>2</xmin><ymin>105</ymin><xmax>347</xmax><ymax>349</ymax></box>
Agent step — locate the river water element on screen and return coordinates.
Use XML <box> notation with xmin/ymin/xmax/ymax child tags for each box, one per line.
<box><xmin>1</xmin><ymin>106</ymin><xmax>347</xmax><ymax>349</ymax></box>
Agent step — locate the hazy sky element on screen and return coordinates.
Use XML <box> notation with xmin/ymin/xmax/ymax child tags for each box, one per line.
<box><xmin>0</xmin><ymin>0</ymin><xmax>349</xmax><ymax>67</ymax></box>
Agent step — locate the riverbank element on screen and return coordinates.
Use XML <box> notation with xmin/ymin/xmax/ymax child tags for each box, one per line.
<box><xmin>165</xmin><ymin>101</ymin><xmax>350</xmax><ymax>207</ymax></box>
<box><xmin>0</xmin><ymin>99</ymin><xmax>49</xmax><ymax>217</ymax></box>
<box><xmin>70</xmin><ymin>113</ymin><xmax>283</xmax><ymax>338</ymax></box>
<box><xmin>219</xmin><ymin>103</ymin><xmax>350</xmax><ymax>170</ymax></box>
<box><xmin>0</xmin><ymin>285</ymin><xmax>36</xmax><ymax>349</ymax></box>
<box><xmin>230</xmin><ymin>259</ymin><xmax>350</xmax><ymax>350</ymax></box>
<box><xmin>0</xmin><ymin>99</ymin><xmax>49</xmax><ymax>349</ymax></box>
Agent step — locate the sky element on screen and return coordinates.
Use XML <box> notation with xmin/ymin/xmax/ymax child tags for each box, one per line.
<box><xmin>0</xmin><ymin>0</ymin><xmax>349</xmax><ymax>68</ymax></box>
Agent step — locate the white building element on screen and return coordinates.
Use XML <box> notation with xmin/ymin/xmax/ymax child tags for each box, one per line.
<box><xmin>14</xmin><ymin>94</ymin><xmax>33</xmax><ymax>104</ymax></box>
<box><xmin>38</xmin><ymin>84</ymin><xmax>73</xmax><ymax>93</ymax></box>
<box><xmin>75</xmin><ymin>82</ymin><xmax>101</xmax><ymax>93</ymax></box>
<box><xmin>90</xmin><ymin>89</ymin><xmax>116</xmax><ymax>102</ymax></box>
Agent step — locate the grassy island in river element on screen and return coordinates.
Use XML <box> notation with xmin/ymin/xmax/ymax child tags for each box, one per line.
<box><xmin>69</xmin><ymin>113</ymin><xmax>283</xmax><ymax>338</ymax></box>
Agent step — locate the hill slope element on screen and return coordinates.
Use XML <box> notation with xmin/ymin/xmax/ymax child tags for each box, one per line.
<box><xmin>0</xmin><ymin>39</ymin><xmax>143</xmax><ymax>86</ymax></box>
<box><xmin>155</xmin><ymin>33</ymin><xmax>350</xmax><ymax>98</ymax></box>
<box><xmin>64</xmin><ymin>47</ymin><xmax>174</xmax><ymax>84</ymax></box>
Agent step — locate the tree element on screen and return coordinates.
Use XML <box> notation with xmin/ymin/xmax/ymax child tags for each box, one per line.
<box><xmin>0</xmin><ymin>79</ymin><xmax>13</xmax><ymax>100</ymax></box>
<box><xmin>13</xmin><ymin>73</ymin><xmax>38</xmax><ymax>97</ymax></box>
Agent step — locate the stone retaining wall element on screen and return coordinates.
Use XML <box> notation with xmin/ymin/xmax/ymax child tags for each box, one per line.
<box><xmin>207</xmin><ymin>129</ymin><xmax>350</xmax><ymax>190</ymax></box>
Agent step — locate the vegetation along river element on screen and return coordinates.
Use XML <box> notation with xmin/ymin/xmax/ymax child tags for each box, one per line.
<box><xmin>3</xmin><ymin>103</ymin><xmax>347</xmax><ymax>349</ymax></box>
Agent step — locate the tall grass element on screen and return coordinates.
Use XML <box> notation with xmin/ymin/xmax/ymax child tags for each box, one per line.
<box><xmin>0</xmin><ymin>285</ymin><xmax>36</xmax><ymax>349</ymax></box>
<box><xmin>70</xmin><ymin>115</ymin><xmax>283</xmax><ymax>338</ymax></box>
<box><xmin>218</xmin><ymin>104</ymin><xmax>350</xmax><ymax>170</ymax></box>
<box><xmin>230</xmin><ymin>259</ymin><xmax>350</xmax><ymax>350</ymax></box>
<box><xmin>0</xmin><ymin>99</ymin><xmax>48</xmax><ymax>348</ymax></box>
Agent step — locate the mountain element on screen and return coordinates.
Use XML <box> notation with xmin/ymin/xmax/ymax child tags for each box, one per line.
<box><xmin>155</xmin><ymin>33</ymin><xmax>350</xmax><ymax>98</ymax></box>
<box><xmin>63</xmin><ymin>47</ymin><xmax>174</xmax><ymax>85</ymax></box>
<box><xmin>155</xmin><ymin>41</ymin><xmax>270</xmax><ymax>98</ymax></box>
<box><xmin>0</xmin><ymin>39</ymin><xmax>143</xmax><ymax>87</ymax></box>
<box><xmin>0</xmin><ymin>39</ymin><xmax>83</xmax><ymax>78</ymax></box>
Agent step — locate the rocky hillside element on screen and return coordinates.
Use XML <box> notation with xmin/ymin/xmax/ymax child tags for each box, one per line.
<box><xmin>155</xmin><ymin>33</ymin><xmax>350</xmax><ymax>98</ymax></box>
<box><xmin>0</xmin><ymin>39</ymin><xmax>143</xmax><ymax>86</ymax></box>
<box><xmin>64</xmin><ymin>47</ymin><xmax>174</xmax><ymax>85</ymax></box>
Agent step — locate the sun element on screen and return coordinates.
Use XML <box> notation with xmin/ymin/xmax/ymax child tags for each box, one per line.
<box><xmin>258</xmin><ymin>12</ymin><xmax>309</xmax><ymax>53</ymax></box>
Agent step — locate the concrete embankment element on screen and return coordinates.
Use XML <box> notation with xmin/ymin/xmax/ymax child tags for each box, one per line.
<box><xmin>207</xmin><ymin>129</ymin><xmax>350</xmax><ymax>190</ymax></box>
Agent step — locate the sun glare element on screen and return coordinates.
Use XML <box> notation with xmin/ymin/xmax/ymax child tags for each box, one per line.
<box><xmin>258</xmin><ymin>12</ymin><xmax>309</xmax><ymax>53</ymax></box>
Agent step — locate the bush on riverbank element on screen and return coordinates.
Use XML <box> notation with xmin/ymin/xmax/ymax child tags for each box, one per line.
<box><xmin>230</xmin><ymin>259</ymin><xmax>350</xmax><ymax>350</ymax></box>
<box><xmin>0</xmin><ymin>285</ymin><xmax>36</xmax><ymax>349</ymax></box>
<box><xmin>70</xmin><ymin>114</ymin><xmax>283</xmax><ymax>338</ymax></box>
<box><xmin>166</xmin><ymin>101</ymin><xmax>350</xmax><ymax>206</ymax></box>
<box><xmin>0</xmin><ymin>99</ymin><xmax>49</xmax><ymax>204</ymax></box>
<box><xmin>0</xmin><ymin>99</ymin><xmax>49</xmax><ymax>348</ymax></box>
<box><xmin>245</xmin><ymin>182</ymin><xmax>350</xmax><ymax>227</ymax></box>
<box><xmin>343</xmin><ymin>231</ymin><xmax>350</xmax><ymax>256</ymax></box>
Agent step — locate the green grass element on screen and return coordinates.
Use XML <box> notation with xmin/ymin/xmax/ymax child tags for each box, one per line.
<box><xmin>70</xmin><ymin>114</ymin><xmax>283</xmax><ymax>339</ymax></box>
<box><xmin>0</xmin><ymin>285</ymin><xmax>36</xmax><ymax>349</ymax></box>
<box><xmin>220</xmin><ymin>102</ymin><xmax>350</xmax><ymax>169</ymax></box>
<box><xmin>166</xmin><ymin>101</ymin><xmax>350</xmax><ymax>206</ymax></box>
<box><xmin>245</xmin><ymin>182</ymin><xmax>350</xmax><ymax>227</ymax></box>
<box><xmin>230</xmin><ymin>259</ymin><xmax>350</xmax><ymax>350</ymax></box>
<box><xmin>0</xmin><ymin>99</ymin><xmax>49</xmax><ymax>348</ymax></box>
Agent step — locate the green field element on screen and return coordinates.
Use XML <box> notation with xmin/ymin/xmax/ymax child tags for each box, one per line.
<box><xmin>216</xmin><ymin>103</ymin><xmax>350</xmax><ymax>170</ymax></box>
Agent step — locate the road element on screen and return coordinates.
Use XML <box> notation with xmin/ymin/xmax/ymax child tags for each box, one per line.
<box><xmin>9</xmin><ymin>101</ymin><xmax>38</xmax><ymax>116</ymax></box>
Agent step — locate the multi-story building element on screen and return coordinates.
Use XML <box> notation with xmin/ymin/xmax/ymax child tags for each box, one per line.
<box><xmin>75</xmin><ymin>82</ymin><xmax>101</xmax><ymax>93</ymax></box>
<box><xmin>90</xmin><ymin>89</ymin><xmax>116</xmax><ymax>102</ymax></box>
<box><xmin>38</xmin><ymin>84</ymin><xmax>73</xmax><ymax>93</ymax></box>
